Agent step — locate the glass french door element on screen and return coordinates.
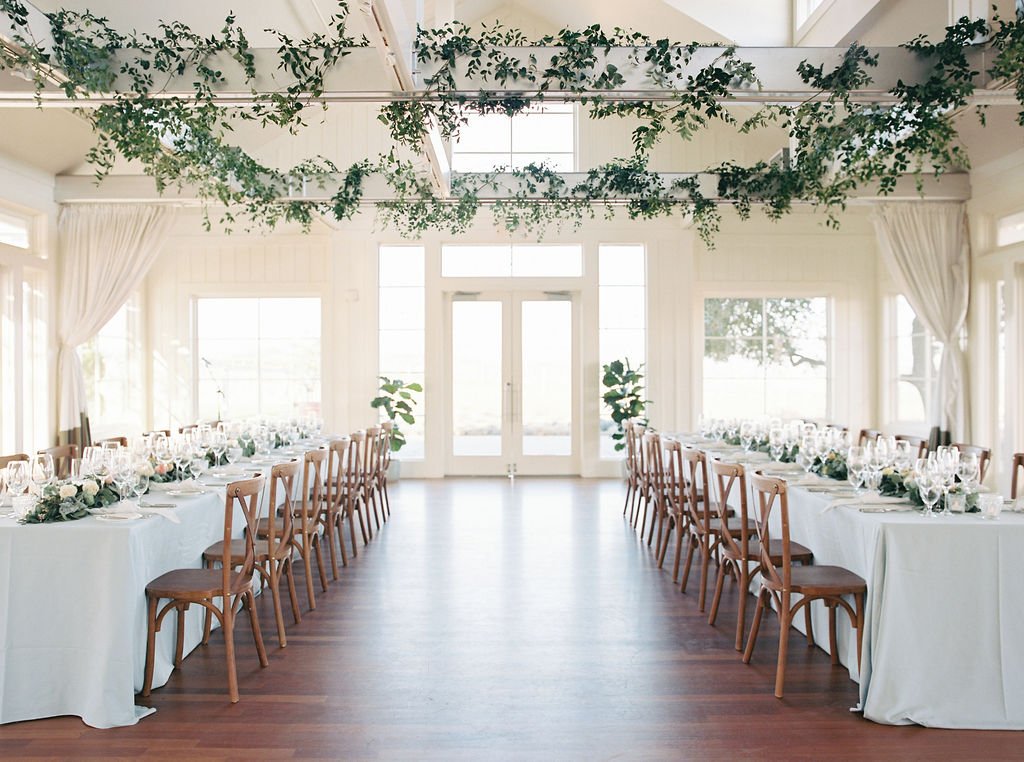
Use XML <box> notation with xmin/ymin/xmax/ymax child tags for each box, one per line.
<box><xmin>447</xmin><ymin>290</ymin><xmax>578</xmax><ymax>475</ymax></box>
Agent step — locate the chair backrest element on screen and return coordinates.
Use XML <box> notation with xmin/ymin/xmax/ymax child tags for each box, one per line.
<box><xmin>379</xmin><ymin>422</ymin><xmax>394</xmax><ymax>472</ymax></box>
<box><xmin>894</xmin><ymin>434</ymin><xmax>928</xmax><ymax>458</ymax></box>
<box><xmin>96</xmin><ymin>436</ymin><xmax>128</xmax><ymax>448</ymax></box>
<box><xmin>220</xmin><ymin>475</ymin><xmax>266</xmax><ymax>596</ymax></box>
<box><xmin>951</xmin><ymin>443</ymin><xmax>992</xmax><ymax>483</ymax></box>
<box><xmin>299</xmin><ymin>448</ymin><xmax>327</xmax><ymax>531</ymax></box>
<box><xmin>710</xmin><ymin>459</ymin><xmax>751</xmax><ymax>559</ymax></box>
<box><xmin>1011</xmin><ymin>453</ymin><xmax>1023</xmax><ymax>500</ymax></box>
<box><xmin>857</xmin><ymin>428</ymin><xmax>883</xmax><ymax>446</ymax></box>
<box><xmin>642</xmin><ymin>431</ymin><xmax>666</xmax><ymax>500</ymax></box>
<box><xmin>179</xmin><ymin>424</ymin><xmax>199</xmax><ymax>434</ymax></box>
<box><xmin>681</xmin><ymin>447</ymin><xmax>712</xmax><ymax>532</ymax></box>
<box><xmin>348</xmin><ymin>431</ymin><xmax>366</xmax><ymax>502</ymax></box>
<box><xmin>364</xmin><ymin>426</ymin><xmax>381</xmax><ymax>485</ymax></box>
<box><xmin>326</xmin><ymin>437</ymin><xmax>351</xmax><ymax>515</ymax></box>
<box><xmin>266</xmin><ymin>460</ymin><xmax>299</xmax><ymax>559</ymax></box>
<box><xmin>146</xmin><ymin>429</ymin><xmax>172</xmax><ymax>438</ymax></box>
<box><xmin>633</xmin><ymin>423</ymin><xmax>649</xmax><ymax>486</ymax></box>
<box><xmin>748</xmin><ymin>473</ymin><xmax>792</xmax><ymax>592</ymax></box>
<box><xmin>38</xmin><ymin>444</ymin><xmax>78</xmax><ymax>480</ymax></box>
<box><xmin>663</xmin><ymin>438</ymin><xmax>685</xmax><ymax>514</ymax></box>
<box><xmin>0</xmin><ymin>452</ymin><xmax>29</xmax><ymax>469</ymax></box>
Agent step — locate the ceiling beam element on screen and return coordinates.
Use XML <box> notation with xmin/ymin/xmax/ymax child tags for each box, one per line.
<box><xmin>0</xmin><ymin>45</ymin><xmax>1016</xmax><ymax>107</ymax></box>
<box><xmin>53</xmin><ymin>171</ymin><xmax>970</xmax><ymax>204</ymax></box>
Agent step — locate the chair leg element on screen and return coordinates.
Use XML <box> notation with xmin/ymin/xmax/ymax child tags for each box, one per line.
<box><xmin>314</xmin><ymin>536</ymin><xmax>329</xmax><ymax>592</ymax></box>
<box><xmin>855</xmin><ymin>593</ymin><xmax>865</xmax><ymax>672</ymax></box>
<box><xmin>671</xmin><ymin>523</ymin><xmax>684</xmax><ymax>583</ymax></box>
<box><xmin>804</xmin><ymin>597</ymin><xmax>815</xmax><ymax>648</ymax></box>
<box><xmin>203</xmin><ymin>607</ymin><xmax>212</xmax><ymax>645</ymax></box>
<box><xmin>679</xmin><ymin>534</ymin><xmax>696</xmax><ymax>593</ymax></box>
<box><xmin>828</xmin><ymin>602</ymin><xmax>839</xmax><ymax>665</ymax></box>
<box><xmin>356</xmin><ymin>505</ymin><xmax>369</xmax><ymax>546</ymax></box>
<box><xmin>301</xmin><ymin>539</ymin><xmax>317</xmax><ymax>609</ymax></box>
<box><xmin>742</xmin><ymin>588</ymin><xmax>767</xmax><ymax>664</ymax></box>
<box><xmin>697</xmin><ymin>538</ymin><xmax>711</xmax><ymax>613</ymax></box>
<box><xmin>708</xmin><ymin>559</ymin><xmax>727</xmax><ymax>626</ymax></box>
<box><xmin>623</xmin><ymin>481</ymin><xmax>633</xmax><ymax>516</ymax></box>
<box><xmin>269</xmin><ymin>564</ymin><xmax>287</xmax><ymax>649</ymax></box>
<box><xmin>223</xmin><ymin>609</ymin><xmax>239</xmax><ymax>703</ymax></box>
<box><xmin>245</xmin><ymin>590</ymin><xmax>270</xmax><ymax>668</ymax></box>
<box><xmin>285</xmin><ymin>558</ymin><xmax>302</xmax><ymax>625</ymax></box>
<box><xmin>142</xmin><ymin>596</ymin><xmax>158</xmax><ymax>698</ymax></box>
<box><xmin>735</xmin><ymin>564</ymin><xmax>749</xmax><ymax>652</ymax></box>
<box><xmin>174</xmin><ymin>603</ymin><xmax>187</xmax><ymax>668</ymax></box>
<box><xmin>325</xmin><ymin>519</ymin><xmax>341</xmax><ymax>579</ymax></box>
<box><xmin>775</xmin><ymin>592</ymin><xmax>792</xmax><ymax>698</ymax></box>
<box><xmin>656</xmin><ymin>518</ymin><xmax>672</xmax><ymax>569</ymax></box>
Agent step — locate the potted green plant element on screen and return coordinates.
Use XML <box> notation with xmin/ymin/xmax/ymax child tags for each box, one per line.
<box><xmin>371</xmin><ymin>376</ymin><xmax>423</xmax><ymax>478</ymax></box>
<box><xmin>601</xmin><ymin>359</ymin><xmax>649</xmax><ymax>457</ymax></box>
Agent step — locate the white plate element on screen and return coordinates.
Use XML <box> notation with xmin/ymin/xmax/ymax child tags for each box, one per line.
<box><xmin>96</xmin><ymin>512</ymin><xmax>143</xmax><ymax>521</ymax></box>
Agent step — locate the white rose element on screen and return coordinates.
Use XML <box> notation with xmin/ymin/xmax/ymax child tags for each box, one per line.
<box><xmin>136</xmin><ymin>463</ymin><xmax>155</xmax><ymax>478</ymax></box>
<box><xmin>82</xmin><ymin>480</ymin><xmax>100</xmax><ymax>497</ymax></box>
<box><xmin>59</xmin><ymin>484</ymin><xmax>78</xmax><ymax>499</ymax></box>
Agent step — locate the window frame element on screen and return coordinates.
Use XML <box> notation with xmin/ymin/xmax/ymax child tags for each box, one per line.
<box><xmin>883</xmin><ymin>293</ymin><xmax>943</xmax><ymax>436</ymax></box>
<box><xmin>695</xmin><ymin>285</ymin><xmax>835</xmax><ymax>424</ymax></box>
<box><xmin>190</xmin><ymin>293</ymin><xmax>325</xmax><ymax>423</ymax></box>
<box><xmin>450</xmin><ymin>103</ymin><xmax>577</xmax><ymax>174</ymax></box>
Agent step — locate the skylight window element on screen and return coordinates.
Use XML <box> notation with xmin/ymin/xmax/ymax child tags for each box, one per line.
<box><xmin>451</xmin><ymin>104</ymin><xmax>575</xmax><ymax>173</ymax></box>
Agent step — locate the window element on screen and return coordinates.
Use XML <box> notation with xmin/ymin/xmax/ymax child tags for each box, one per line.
<box><xmin>379</xmin><ymin>246</ymin><xmax>425</xmax><ymax>459</ymax></box>
<box><xmin>795</xmin><ymin>0</ymin><xmax>826</xmax><ymax>27</ymax></box>
<box><xmin>702</xmin><ymin>296</ymin><xmax>829</xmax><ymax>420</ymax></box>
<box><xmin>0</xmin><ymin>265</ymin><xmax>49</xmax><ymax>453</ymax></box>
<box><xmin>441</xmin><ymin>244</ymin><xmax>582</xmax><ymax>278</ymax></box>
<box><xmin>0</xmin><ymin>210</ymin><xmax>30</xmax><ymax>249</ymax></box>
<box><xmin>451</xmin><ymin>104</ymin><xmax>575</xmax><ymax>172</ymax></box>
<box><xmin>79</xmin><ymin>297</ymin><xmax>144</xmax><ymax>440</ymax></box>
<box><xmin>996</xmin><ymin>210</ymin><xmax>1024</xmax><ymax>248</ymax></box>
<box><xmin>888</xmin><ymin>295</ymin><xmax>940</xmax><ymax>426</ymax></box>
<box><xmin>195</xmin><ymin>297</ymin><xmax>321</xmax><ymax>421</ymax></box>
<box><xmin>599</xmin><ymin>245</ymin><xmax>646</xmax><ymax>458</ymax></box>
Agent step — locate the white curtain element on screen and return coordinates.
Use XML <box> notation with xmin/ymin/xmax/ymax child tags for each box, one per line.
<box><xmin>57</xmin><ymin>204</ymin><xmax>175</xmax><ymax>443</ymax></box>
<box><xmin>871</xmin><ymin>202</ymin><xmax>970</xmax><ymax>441</ymax></box>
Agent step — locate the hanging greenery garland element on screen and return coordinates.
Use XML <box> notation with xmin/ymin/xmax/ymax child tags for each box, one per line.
<box><xmin>1</xmin><ymin>0</ymin><xmax>1023</xmax><ymax>243</ymax></box>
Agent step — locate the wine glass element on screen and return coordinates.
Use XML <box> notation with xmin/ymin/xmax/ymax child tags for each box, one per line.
<box><xmin>918</xmin><ymin>473</ymin><xmax>942</xmax><ymax>518</ymax></box>
<box><xmin>30</xmin><ymin>453</ymin><xmax>55</xmax><ymax>494</ymax></box>
<box><xmin>131</xmin><ymin>470</ymin><xmax>150</xmax><ymax>507</ymax></box>
<box><xmin>846</xmin><ymin>446</ymin><xmax>867</xmax><ymax>493</ymax></box>
<box><xmin>768</xmin><ymin>427</ymin><xmax>784</xmax><ymax>462</ymax></box>
<box><xmin>956</xmin><ymin>453</ymin><xmax>979</xmax><ymax>494</ymax></box>
<box><xmin>212</xmin><ymin>432</ymin><xmax>228</xmax><ymax>468</ymax></box>
<box><xmin>172</xmin><ymin>439</ymin><xmax>192</xmax><ymax>482</ymax></box>
<box><xmin>740</xmin><ymin>421</ymin><xmax>755</xmax><ymax>452</ymax></box>
<box><xmin>226</xmin><ymin>445</ymin><xmax>243</xmax><ymax>468</ymax></box>
<box><xmin>190</xmin><ymin>456</ymin><xmax>207</xmax><ymax>484</ymax></box>
<box><xmin>3</xmin><ymin>461</ymin><xmax>29</xmax><ymax>514</ymax></box>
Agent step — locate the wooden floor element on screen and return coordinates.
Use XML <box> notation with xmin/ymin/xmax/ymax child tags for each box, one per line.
<box><xmin>1</xmin><ymin>478</ymin><xmax>1020</xmax><ymax>760</ymax></box>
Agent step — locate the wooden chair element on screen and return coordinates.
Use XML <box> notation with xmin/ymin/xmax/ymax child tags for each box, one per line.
<box><xmin>96</xmin><ymin>436</ymin><xmax>128</xmax><ymax>448</ymax></box>
<box><xmin>38</xmin><ymin>444</ymin><xmax>77</xmax><ymax>480</ymax></box>
<box><xmin>678</xmin><ymin>448</ymin><xmax>754</xmax><ymax>613</ymax></box>
<box><xmin>642</xmin><ymin>431</ymin><xmax>673</xmax><ymax>559</ymax></box>
<box><xmin>280</xmin><ymin>448</ymin><xmax>330</xmax><ymax>610</ymax></box>
<box><xmin>0</xmin><ymin>453</ymin><xmax>29</xmax><ymax>469</ymax></box>
<box><xmin>322</xmin><ymin>438</ymin><xmax>351</xmax><ymax>578</ymax></box>
<box><xmin>657</xmin><ymin>439</ymin><xmax>690</xmax><ymax>583</ymax></box>
<box><xmin>146</xmin><ymin>429</ymin><xmax>172</xmax><ymax>438</ymax></box>
<box><xmin>894</xmin><ymin>434</ymin><xmax>928</xmax><ymax>458</ymax></box>
<box><xmin>363</xmin><ymin>425</ymin><xmax>383</xmax><ymax>536</ymax></box>
<box><xmin>378</xmin><ymin>421</ymin><xmax>394</xmax><ymax>521</ymax></box>
<box><xmin>344</xmin><ymin>431</ymin><xmax>372</xmax><ymax>550</ymax></box>
<box><xmin>143</xmin><ymin>476</ymin><xmax>269</xmax><ymax>703</ymax></box>
<box><xmin>1012</xmin><ymin>453</ymin><xmax>1024</xmax><ymax>500</ymax></box>
<box><xmin>633</xmin><ymin>424</ymin><xmax>655</xmax><ymax>536</ymax></box>
<box><xmin>707</xmin><ymin>460</ymin><xmax>812</xmax><ymax>652</ymax></box>
<box><xmin>743</xmin><ymin>474</ymin><xmax>866</xmax><ymax>698</ymax></box>
<box><xmin>204</xmin><ymin>460</ymin><xmax>302</xmax><ymax>649</ymax></box>
<box><xmin>857</xmin><ymin>428</ymin><xmax>883</xmax><ymax>446</ymax></box>
<box><xmin>179</xmin><ymin>424</ymin><xmax>198</xmax><ymax>435</ymax></box>
<box><xmin>951</xmin><ymin>443</ymin><xmax>992</xmax><ymax>483</ymax></box>
<box><xmin>622</xmin><ymin>420</ymin><xmax>641</xmax><ymax>520</ymax></box>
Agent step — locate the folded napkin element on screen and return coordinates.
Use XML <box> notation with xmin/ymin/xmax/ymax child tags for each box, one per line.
<box><xmin>139</xmin><ymin>505</ymin><xmax>181</xmax><ymax>523</ymax></box>
<box><xmin>826</xmin><ymin>495</ymin><xmax>910</xmax><ymax>511</ymax></box>
<box><xmin>91</xmin><ymin>502</ymin><xmax>182</xmax><ymax>523</ymax></box>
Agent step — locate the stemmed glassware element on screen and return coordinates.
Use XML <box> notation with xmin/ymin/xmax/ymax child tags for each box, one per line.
<box><xmin>768</xmin><ymin>427</ymin><xmax>785</xmax><ymax>462</ymax></box>
<box><xmin>740</xmin><ymin>421</ymin><xmax>755</xmax><ymax>452</ymax></box>
<box><xmin>956</xmin><ymin>453</ymin><xmax>980</xmax><ymax>497</ymax></box>
<box><xmin>847</xmin><ymin>446</ymin><xmax>867</xmax><ymax>493</ymax></box>
<box><xmin>917</xmin><ymin>468</ymin><xmax>942</xmax><ymax>518</ymax></box>
<box><xmin>30</xmin><ymin>453</ymin><xmax>55</xmax><ymax>494</ymax></box>
<box><xmin>2</xmin><ymin>461</ymin><xmax>30</xmax><ymax>516</ymax></box>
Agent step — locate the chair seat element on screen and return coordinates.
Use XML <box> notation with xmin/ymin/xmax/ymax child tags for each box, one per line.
<box><xmin>723</xmin><ymin>538</ymin><xmax>813</xmax><ymax>565</ymax></box>
<box><xmin>708</xmin><ymin>516</ymin><xmax>753</xmax><ymax>534</ymax></box>
<box><xmin>789</xmin><ymin>564</ymin><xmax>866</xmax><ymax>595</ymax></box>
<box><xmin>146</xmin><ymin>567</ymin><xmax>251</xmax><ymax>599</ymax></box>
<box><xmin>203</xmin><ymin>538</ymin><xmax>273</xmax><ymax>564</ymax></box>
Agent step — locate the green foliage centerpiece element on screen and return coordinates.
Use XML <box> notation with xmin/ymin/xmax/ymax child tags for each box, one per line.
<box><xmin>19</xmin><ymin>478</ymin><xmax>121</xmax><ymax>524</ymax></box>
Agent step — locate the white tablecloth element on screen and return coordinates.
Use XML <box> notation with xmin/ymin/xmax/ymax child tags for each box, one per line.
<box><xmin>0</xmin><ymin>491</ymin><xmax>229</xmax><ymax>728</ymax></box>
<box><xmin>778</xmin><ymin>487</ymin><xmax>1024</xmax><ymax>729</ymax></box>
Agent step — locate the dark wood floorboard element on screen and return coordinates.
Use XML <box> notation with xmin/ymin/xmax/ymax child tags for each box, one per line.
<box><xmin>1</xmin><ymin>478</ymin><xmax>1020</xmax><ymax>760</ymax></box>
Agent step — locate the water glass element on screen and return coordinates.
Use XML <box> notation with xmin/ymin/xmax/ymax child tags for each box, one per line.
<box><xmin>946</xmin><ymin>492</ymin><xmax>966</xmax><ymax>514</ymax></box>
<box><xmin>979</xmin><ymin>494</ymin><xmax>1003</xmax><ymax>520</ymax></box>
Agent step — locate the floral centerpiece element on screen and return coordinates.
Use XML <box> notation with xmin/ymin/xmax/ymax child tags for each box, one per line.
<box><xmin>811</xmin><ymin>450</ymin><xmax>848</xmax><ymax>481</ymax></box>
<box><xmin>19</xmin><ymin>479</ymin><xmax>121</xmax><ymax>524</ymax></box>
<box><xmin>877</xmin><ymin>467</ymin><xmax>979</xmax><ymax>512</ymax></box>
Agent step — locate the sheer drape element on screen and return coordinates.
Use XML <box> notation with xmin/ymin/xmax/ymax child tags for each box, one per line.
<box><xmin>56</xmin><ymin>204</ymin><xmax>175</xmax><ymax>447</ymax></box>
<box><xmin>871</xmin><ymin>202</ymin><xmax>970</xmax><ymax>442</ymax></box>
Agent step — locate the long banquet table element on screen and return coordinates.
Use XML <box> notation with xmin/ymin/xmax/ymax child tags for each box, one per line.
<box><xmin>694</xmin><ymin>442</ymin><xmax>1024</xmax><ymax>729</ymax></box>
<box><xmin>0</xmin><ymin>446</ymin><xmax>320</xmax><ymax>729</ymax></box>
